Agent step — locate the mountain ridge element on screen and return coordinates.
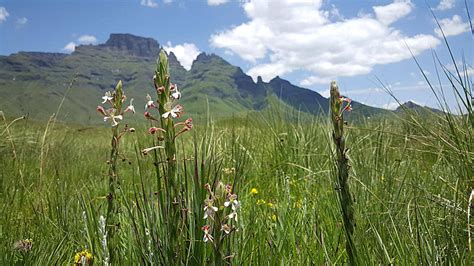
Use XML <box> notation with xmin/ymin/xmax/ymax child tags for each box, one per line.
<box><xmin>0</xmin><ymin>33</ymin><xmax>391</xmax><ymax>124</ymax></box>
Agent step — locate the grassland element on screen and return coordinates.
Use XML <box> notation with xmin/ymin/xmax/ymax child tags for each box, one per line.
<box><xmin>1</xmin><ymin>98</ymin><xmax>472</xmax><ymax>264</ymax></box>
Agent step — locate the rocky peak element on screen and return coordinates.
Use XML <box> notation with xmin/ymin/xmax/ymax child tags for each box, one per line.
<box><xmin>101</xmin><ymin>33</ymin><xmax>161</xmax><ymax>57</ymax></box>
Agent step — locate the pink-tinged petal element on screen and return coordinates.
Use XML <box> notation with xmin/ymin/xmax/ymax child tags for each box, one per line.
<box><xmin>97</xmin><ymin>106</ymin><xmax>107</xmax><ymax>116</ymax></box>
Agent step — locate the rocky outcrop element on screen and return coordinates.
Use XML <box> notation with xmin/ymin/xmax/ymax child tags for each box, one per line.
<box><xmin>100</xmin><ymin>33</ymin><xmax>161</xmax><ymax>58</ymax></box>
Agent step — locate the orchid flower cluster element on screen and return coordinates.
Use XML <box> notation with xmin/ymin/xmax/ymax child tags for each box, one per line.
<box><xmin>141</xmin><ymin>53</ymin><xmax>193</xmax><ymax>156</ymax></box>
<box><xmin>339</xmin><ymin>96</ymin><xmax>353</xmax><ymax>115</ymax></box>
<box><xmin>201</xmin><ymin>183</ymin><xmax>240</xmax><ymax>243</ymax></box>
<box><xmin>97</xmin><ymin>80</ymin><xmax>135</xmax><ymax>128</ymax></box>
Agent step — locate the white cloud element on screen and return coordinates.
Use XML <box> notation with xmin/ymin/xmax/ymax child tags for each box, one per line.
<box><xmin>382</xmin><ymin>102</ymin><xmax>400</xmax><ymax>110</ymax></box>
<box><xmin>0</xmin><ymin>7</ymin><xmax>9</xmax><ymax>23</ymax></box>
<box><xmin>62</xmin><ymin>34</ymin><xmax>97</xmax><ymax>53</ymax></box>
<box><xmin>62</xmin><ymin>42</ymin><xmax>76</xmax><ymax>53</ymax></box>
<box><xmin>16</xmin><ymin>17</ymin><xmax>28</xmax><ymax>25</ymax></box>
<box><xmin>434</xmin><ymin>15</ymin><xmax>470</xmax><ymax>37</ymax></box>
<box><xmin>141</xmin><ymin>0</ymin><xmax>158</xmax><ymax>8</ymax></box>
<box><xmin>373</xmin><ymin>0</ymin><xmax>413</xmax><ymax>25</ymax></box>
<box><xmin>77</xmin><ymin>34</ymin><xmax>97</xmax><ymax>44</ymax></box>
<box><xmin>208</xmin><ymin>0</ymin><xmax>229</xmax><ymax>6</ymax></box>
<box><xmin>300</xmin><ymin>76</ymin><xmax>333</xmax><ymax>86</ymax></box>
<box><xmin>210</xmin><ymin>0</ymin><xmax>440</xmax><ymax>85</ymax></box>
<box><xmin>163</xmin><ymin>42</ymin><xmax>200</xmax><ymax>71</ymax></box>
<box><xmin>435</xmin><ymin>0</ymin><xmax>455</xmax><ymax>11</ymax></box>
<box><xmin>163</xmin><ymin>0</ymin><xmax>173</xmax><ymax>4</ymax></box>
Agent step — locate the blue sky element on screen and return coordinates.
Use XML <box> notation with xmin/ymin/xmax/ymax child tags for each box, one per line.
<box><xmin>0</xmin><ymin>0</ymin><xmax>472</xmax><ymax>111</ymax></box>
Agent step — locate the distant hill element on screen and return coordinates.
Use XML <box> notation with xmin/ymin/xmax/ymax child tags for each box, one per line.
<box><xmin>0</xmin><ymin>33</ymin><xmax>390</xmax><ymax>124</ymax></box>
<box><xmin>395</xmin><ymin>101</ymin><xmax>445</xmax><ymax>116</ymax></box>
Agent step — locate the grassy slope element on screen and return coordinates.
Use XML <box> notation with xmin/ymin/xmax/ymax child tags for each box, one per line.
<box><xmin>0</xmin><ymin>110</ymin><xmax>471</xmax><ymax>264</ymax></box>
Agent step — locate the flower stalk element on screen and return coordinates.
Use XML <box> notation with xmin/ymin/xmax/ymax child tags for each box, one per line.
<box><xmin>329</xmin><ymin>81</ymin><xmax>357</xmax><ymax>264</ymax></box>
<box><xmin>142</xmin><ymin>50</ymin><xmax>193</xmax><ymax>258</ymax></box>
<box><xmin>97</xmin><ymin>80</ymin><xmax>134</xmax><ymax>264</ymax></box>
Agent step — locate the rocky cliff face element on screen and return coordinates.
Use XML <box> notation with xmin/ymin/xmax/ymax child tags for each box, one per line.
<box><xmin>99</xmin><ymin>33</ymin><xmax>161</xmax><ymax>57</ymax></box>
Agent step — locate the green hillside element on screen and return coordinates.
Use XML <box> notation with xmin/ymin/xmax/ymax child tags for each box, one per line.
<box><xmin>0</xmin><ymin>33</ymin><xmax>390</xmax><ymax>124</ymax></box>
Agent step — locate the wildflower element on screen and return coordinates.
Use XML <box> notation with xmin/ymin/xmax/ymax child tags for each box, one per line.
<box><xmin>222</xmin><ymin>167</ymin><xmax>235</xmax><ymax>174</ymax></box>
<box><xmin>175</xmin><ymin>118</ymin><xmax>193</xmax><ymax>138</ymax></box>
<box><xmin>225</xmin><ymin>184</ymin><xmax>233</xmax><ymax>194</ymax></box>
<box><xmin>339</xmin><ymin>96</ymin><xmax>352</xmax><ymax>113</ymax></box>
<box><xmin>221</xmin><ymin>224</ymin><xmax>232</xmax><ymax>235</ymax></box>
<box><xmin>13</xmin><ymin>239</ymin><xmax>32</xmax><ymax>252</ymax></box>
<box><xmin>124</xmin><ymin>98</ymin><xmax>135</xmax><ymax>114</ymax></box>
<box><xmin>228</xmin><ymin>211</ymin><xmax>238</xmax><ymax>222</ymax></box>
<box><xmin>256</xmin><ymin>199</ymin><xmax>266</xmax><ymax>205</ymax></box>
<box><xmin>141</xmin><ymin>145</ymin><xmax>164</xmax><ymax>155</ymax></box>
<box><xmin>74</xmin><ymin>250</ymin><xmax>93</xmax><ymax>265</ymax></box>
<box><xmin>171</xmin><ymin>84</ymin><xmax>181</xmax><ymax>99</ymax></box>
<box><xmin>102</xmin><ymin>91</ymin><xmax>113</xmax><ymax>104</ymax></box>
<box><xmin>97</xmin><ymin>105</ymin><xmax>108</xmax><ymax>116</ymax></box>
<box><xmin>202</xmin><ymin>225</ymin><xmax>214</xmax><ymax>243</ymax></box>
<box><xmin>224</xmin><ymin>194</ymin><xmax>240</xmax><ymax>211</ymax></box>
<box><xmin>183</xmin><ymin>117</ymin><xmax>193</xmax><ymax>130</ymax></box>
<box><xmin>145</xmin><ymin>94</ymin><xmax>156</xmax><ymax>110</ymax></box>
<box><xmin>250</xmin><ymin>188</ymin><xmax>258</xmax><ymax>195</ymax></box>
<box><xmin>271</xmin><ymin>214</ymin><xmax>277</xmax><ymax>222</ymax></box>
<box><xmin>267</xmin><ymin>202</ymin><xmax>275</xmax><ymax>208</ymax></box>
<box><xmin>144</xmin><ymin>111</ymin><xmax>158</xmax><ymax>121</ymax></box>
<box><xmin>203</xmin><ymin>198</ymin><xmax>218</xmax><ymax>219</ymax></box>
<box><xmin>104</xmin><ymin>114</ymin><xmax>123</xmax><ymax>127</ymax></box>
<box><xmin>148</xmin><ymin>127</ymin><xmax>166</xmax><ymax>134</ymax></box>
<box><xmin>162</xmin><ymin>104</ymin><xmax>184</xmax><ymax>119</ymax></box>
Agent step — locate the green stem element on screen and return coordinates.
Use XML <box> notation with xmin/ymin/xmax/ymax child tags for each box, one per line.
<box><xmin>330</xmin><ymin>81</ymin><xmax>357</xmax><ymax>265</ymax></box>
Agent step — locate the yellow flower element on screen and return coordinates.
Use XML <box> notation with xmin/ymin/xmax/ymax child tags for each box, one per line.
<box><xmin>74</xmin><ymin>250</ymin><xmax>93</xmax><ymax>265</ymax></box>
<box><xmin>267</xmin><ymin>202</ymin><xmax>275</xmax><ymax>208</ymax></box>
<box><xmin>256</xmin><ymin>199</ymin><xmax>266</xmax><ymax>205</ymax></box>
<box><xmin>250</xmin><ymin>188</ymin><xmax>258</xmax><ymax>195</ymax></box>
<box><xmin>271</xmin><ymin>214</ymin><xmax>277</xmax><ymax>222</ymax></box>
<box><xmin>295</xmin><ymin>199</ymin><xmax>303</xmax><ymax>209</ymax></box>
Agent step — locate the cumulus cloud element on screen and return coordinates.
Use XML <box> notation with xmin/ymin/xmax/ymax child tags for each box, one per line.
<box><xmin>62</xmin><ymin>42</ymin><xmax>76</xmax><ymax>53</ymax></box>
<box><xmin>382</xmin><ymin>102</ymin><xmax>401</xmax><ymax>110</ymax></box>
<box><xmin>435</xmin><ymin>0</ymin><xmax>455</xmax><ymax>11</ymax></box>
<box><xmin>0</xmin><ymin>7</ymin><xmax>9</xmax><ymax>23</ymax></box>
<box><xmin>210</xmin><ymin>0</ymin><xmax>440</xmax><ymax>84</ymax></box>
<box><xmin>141</xmin><ymin>0</ymin><xmax>158</xmax><ymax>8</ymax></box>
<box><xmin>163</xmin><ymin>42</ymin><xmax>201</xmax><ymax>71</ymax></box>
<box><xmin>434</xmin><ymin>15</ymin><xmax>470</xmax><ymax>37</ymax></box>
<box><xmin>16</xmin><ymin>17</ymin><xmax>28</xmax><ymax>25</ymax></box>
<box><xmin>78</xmin><ymin>34</ymin><xmax>97</xmax><ymax>44</ymax></box>
<box><xmin>373</xmin><ymin>0</ymin><xmax>413</xmax><ymax>25</ymax></box>
<box><xmin>208</xmin><ymin>0</ymin><xmax>229</xmax><ymax>6</ymax></box>
<box><xmin>62</xmin><ymin>34</ymin><xmax>98</xmax><ymax>53</ymax></box>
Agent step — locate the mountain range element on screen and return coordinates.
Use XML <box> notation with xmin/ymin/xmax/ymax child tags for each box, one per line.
<box><xmin>0</xmin><ymin>33</ymin><xmax>392</xmax><ymax>124</ymax></box>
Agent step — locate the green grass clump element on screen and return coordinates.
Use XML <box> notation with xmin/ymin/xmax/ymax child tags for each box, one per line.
<box><xmin>1</xmin><ymin>96</ymin><xmax>473</xmax><ymax>264</ymax></box>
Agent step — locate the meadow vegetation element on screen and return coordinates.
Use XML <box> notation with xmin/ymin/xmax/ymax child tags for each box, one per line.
<box><xmin>1</xmin><ymin>38</ymin><xmax>472</xmax><ymax>265</ymax></box>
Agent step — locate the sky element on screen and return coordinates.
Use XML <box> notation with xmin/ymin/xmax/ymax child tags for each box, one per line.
<box><xmin>0</xmin><ymin>0</ymin><xmax>472</xmax><ymax>111</ymax></box>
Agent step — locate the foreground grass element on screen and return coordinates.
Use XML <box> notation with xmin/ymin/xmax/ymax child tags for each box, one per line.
<box><xmin>0</xmin><ymin>106</ymin><xmax>472</xmax><ymax>264</ymax></box>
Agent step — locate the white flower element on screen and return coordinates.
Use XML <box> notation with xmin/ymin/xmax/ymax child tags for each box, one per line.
<box><xmin>202</xmin><ymin>225</ymin><xmax>213</xmax><ymax>243</ymax></box>
<box><xmin>124</xmin><ymin>98</ymin><xmax>135</xmax><ymax>114</ymax></box>
<box><xmin>162</xmin><ymin>104</ymin><xmax>184</xmax><ymax>119</ymax></box>
<box><xmin>203</xmin><ymin>198</ymin><xmax>218</xmax><ymax>220</ymax></box>
<box><xmin>145</xmin><ymin>94</ymin><xmax>155</xmax><ymax>110</ymax></box>
<box><xmin>104</xmin><ymin>114</ymin><xmax>123</xmax><ymax>127</ymax></box>
<box><xmin>224</xmin><ymin>194</ymin><xmax>240</xmax><ymax>211</ymax></box>
<box><xmin>102</xmin><ymin>91</ymin><xmax>113</xmax><ymax>104</ymax></box>
<box><xmin>171</xmin><ymin>85</ymin><xmax>181</xmax><ymax>100</ymax></box>
<box><xmin>221</xmin><ymin>224</ymin><xmax>231</xmax><ymax>235</ymax></box>
<box><xmin>228</xmin><ymin>211</ymin><xmax>238</xmax><ymax>222</ymax></box>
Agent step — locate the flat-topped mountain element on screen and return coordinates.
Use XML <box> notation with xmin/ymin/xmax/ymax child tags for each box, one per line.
<box><xmin>0</xmin><ymin>33</ymin><xmax>389</xmax><ymax>124</ymax></box>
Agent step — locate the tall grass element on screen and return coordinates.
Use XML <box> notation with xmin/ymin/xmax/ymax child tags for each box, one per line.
<box><xmin>1</xmin><ymin>35</ymin><xmax>473</xmax><ymax>264</ymax></box>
